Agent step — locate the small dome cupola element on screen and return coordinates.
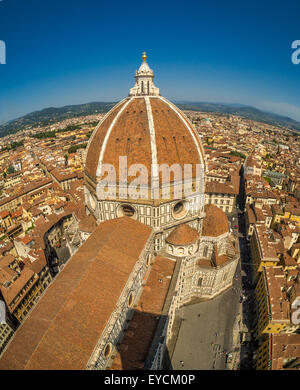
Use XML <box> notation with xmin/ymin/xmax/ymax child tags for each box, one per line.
<box><xmin>129</xmin><ymin>52</ymin><xmax>160</xmax><ymax>96</ymax></box>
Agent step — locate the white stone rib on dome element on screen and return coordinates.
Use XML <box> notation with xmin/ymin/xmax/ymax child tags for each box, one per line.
<box><xmin>86</xmin><ymin>97</ymin><xmax>128</xmax><ymax>156</ymax></box>
<box><xmin>144</xmin><ymin>96</ymin><xmax>159</xmax><ymax>185</ymax></box>
<box><xmin>94</xmin><ymin>96</ymin><xmax>159</xmax><ymax>184</ymax></box>
<box><xmin>95</xmin><ymin>97</ymin><xmax>133</xmax><ymax>177</ymax></box>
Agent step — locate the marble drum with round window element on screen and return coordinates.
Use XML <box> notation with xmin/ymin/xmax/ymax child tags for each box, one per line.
<box><xmin>172</xmin><ymin>200</ymin><xmax>189</xmax><ymax>220</ymax></box>
<box><xmin>117</xmin><ymin>204</ymin><xmax>136</xmax><ymax>218</ymax></box>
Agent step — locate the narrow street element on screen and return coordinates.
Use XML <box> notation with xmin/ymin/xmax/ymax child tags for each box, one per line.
<box><xmin>238</xmin><ymin>214</ymin><xmax>257</xmax><ymax>368</ymax></box>
<box><xmin>55</xmin><ymin>238</ymin><xmax>71</xmax><ymax>269</ymax></box>
<box><xmin>237</xmin><ymin>173</ymin><xmax>257</xmax><ymax>369</ymax></box>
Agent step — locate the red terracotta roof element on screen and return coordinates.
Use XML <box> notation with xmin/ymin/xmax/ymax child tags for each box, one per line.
<box><xmin>85</xmin><ymin>97</ymin><xmax>203</xmax><ymax>187</ymax></box>
<box><xmin>0</xmin><ymin>217</ymin><xmax>152</xmax><ymax>370</ymax></box>
<box><xmin>202</xmin><ymin>204</ymin><xmax>229</xmax><ymax>237</ymax></box>
<box><xmin>166</xmin><ymin>223</ymin><xmax>199</xmax><ymax>245</ymax></box>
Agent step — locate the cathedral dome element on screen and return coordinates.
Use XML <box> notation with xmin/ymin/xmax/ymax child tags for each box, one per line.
<box><xmin>166</xmin><ymin>223</ymin><xmax>199</xmax><ymax>246</ymax></box>
<box><xmin>202</xmin><ymin>204</ymin><xmax>229</xmax><ymax>237</ymax></box>
<box><xmin>84</xmin><ymin>53</ymin><xmax>205</xmax><ymax>203</ymax></box>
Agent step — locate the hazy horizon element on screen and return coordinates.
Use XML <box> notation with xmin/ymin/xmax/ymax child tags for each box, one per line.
<box><xmin>2</xmin><ymin>98</ymin><xmax>300</xmax><ymax>128</ymax></box>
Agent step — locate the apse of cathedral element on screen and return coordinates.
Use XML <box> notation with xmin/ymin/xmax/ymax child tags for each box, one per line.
<box><xmin>0</xmin><ymin>54</ymin><xmax>239</xmax><ymax>370</ymax></box>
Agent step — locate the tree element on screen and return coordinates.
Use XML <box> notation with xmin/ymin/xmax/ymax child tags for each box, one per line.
<box><xmin>230</xmin><ymin>150</ymin><xmax>246</xmax><ymax>159</ymax></box>
<box><xmin>7</xmin><ymin>165</ymin><xmax>16</xmax><ymax>174</ymax></box>
<box><xmin>68</xmin><ymin>143</ymin><xmax>87</xmax><ymax>154</ymax></box>
<box><xmin>263</xmin><ymin>176</ymin><xmax>271</xmax><ymax>184</ymax></box>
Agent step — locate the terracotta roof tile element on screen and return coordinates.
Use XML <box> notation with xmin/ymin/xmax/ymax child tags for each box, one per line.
<box><xmin>202</xmin><ymin>204</ymin><xmax>229</xmax><ymax>237</ymax></box>
<box><xmin>84</xmin><ymin>97</ymin><xmax>203</xmax><ymax>187</ymax></box>
<box><xmin>0</xmin><ymin>217</ymin><xmax>152</xmax><ymax>370</ymax></box>
<box><xmin>166</xmin><ymin>224</ymin><xmax>199</xmax><ymax>245</ymax></box>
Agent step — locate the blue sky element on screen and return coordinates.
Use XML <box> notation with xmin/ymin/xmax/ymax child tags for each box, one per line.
<box><xmin>0</xmin><ymin>0</ymin><xmax>300</xmax><ymax>124</ymax></box>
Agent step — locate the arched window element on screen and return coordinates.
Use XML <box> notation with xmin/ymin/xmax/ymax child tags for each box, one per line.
<box><xmin>128</xmin><ymin>292</ymin><xmax>134</xmax><ymax>307</ymax></box>
<box><xmin>141</xmin><ymin>81</ymin><xmax>144</xmax><ymax>93</ymax></box>
<box><xmin>178</xmin><ymin>247</ymin><xmax>184</xmax><ymax>255</ymax></box>
<box><xmin>197</xmin><ymin>277</ymin><xmax>203</xmax><ymax>287</ymax></box>
<box><xmin>223</xmin><ymin>272</ymin><xmax>228</xmax><ymax>282</ymax></box>
<box><xmin>147</xmin><ymin>80</ymin><xmax>150</xmax><ymax>94</ymax></box>
<box><xmin>104</xmin><ymin>343</ymin><xmax>112</xmax><ymax>359</ymax></box>
<box><xmin>146</xmin><ymin>253</ymin><xmax>150</xmax><ymax>266</ymax></box>
<box><xmin>203</xmin><ymin>246</ymin><xmax>208</xmax><ymax>258</ymax></box>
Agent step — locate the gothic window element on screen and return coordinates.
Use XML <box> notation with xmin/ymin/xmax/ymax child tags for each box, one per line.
<box><xmin>146</xmin><ymin>253</ymin><xmax>152</xmax><ymax>266</ymax></box>
<box><xmin>197</xmin><ymin>277</ymin><xmax>203</xmax><ymax>287</ymax></box>
<box><xmin>89</xmin><ymin>194</ymin><xmax>96</xmax><ymax>210</ymax></box>
<box><xmin>141</xmin><ymin>81</ymin><xmax>144</xmax><ymax>93</ymax></box>
<box><xmin>104</xmin><ymin>343</ymin><xmax>112</xmax><ymax>359</ymax></box>
<box><xmin>203</xmin><ymin>246</ymin><xmax>208</xmax><ymax>257</ymax></box>
<box><xmin>223</xmin><ymin>272</ymin><xmax>228</xmax><ymax>281</ymax></box>
<box><xmin>128</xmin><ymin>293</ymin><xmax>134</xmax><ymax>307</ymax></box>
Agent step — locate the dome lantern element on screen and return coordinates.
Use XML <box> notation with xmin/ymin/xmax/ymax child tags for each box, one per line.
<box><xmin>129</xmin><ymin>52</ymin><xmax>160</xmax><ymax>96</ymax></box>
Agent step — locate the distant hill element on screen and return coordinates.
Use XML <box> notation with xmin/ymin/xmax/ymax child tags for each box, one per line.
<box><xmin>0</xmin><ymin>102</ymin><xmax>116</xmax><ymax>138</ymax></box>
<box><xmin>1</xmin><ymin>100</ymin><xmax>300</xmax><ymax>138</ymax></box>
<box><xmin>176</xmin><ymin>102</ymin><xmax>300</xmax><ymax>132</ymax></box>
